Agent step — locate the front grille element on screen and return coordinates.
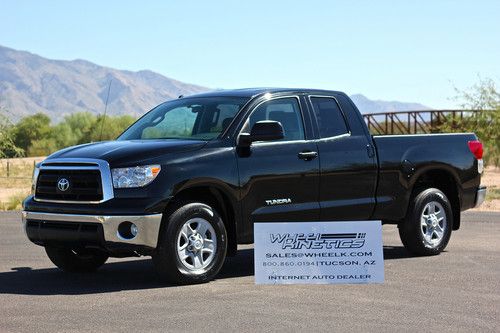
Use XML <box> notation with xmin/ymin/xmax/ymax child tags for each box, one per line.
<box><xmin>35</xmin><ymin>169</ymin><xmax>103</xmax><ymax>202</ymax></box>
<box><xmin>27</xmin><ymin>220</ymin><xmax>99</xmax><ymax>232</ymax></box>
<box><xmin>26</xmin><ymin>220</ymin><xmax>104</xmax><ymax>245</ymax></box>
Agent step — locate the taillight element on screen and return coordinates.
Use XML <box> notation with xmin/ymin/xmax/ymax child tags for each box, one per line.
<box><xmin>468</xmin><ymin>140</ymin><xmax>483</xmax><ymax>159</ymax></box>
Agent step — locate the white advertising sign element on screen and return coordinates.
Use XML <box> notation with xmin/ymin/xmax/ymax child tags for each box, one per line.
<box><xmin>254</xmin><ymin>221</ymin><xmax>384</xmax><ymax>285</ymax></box>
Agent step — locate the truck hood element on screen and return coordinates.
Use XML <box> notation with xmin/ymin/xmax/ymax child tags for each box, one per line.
<box><xmin>47</xmin><ymin>139</ymin><xmax>208</xmax><ymax>166</ymax></box>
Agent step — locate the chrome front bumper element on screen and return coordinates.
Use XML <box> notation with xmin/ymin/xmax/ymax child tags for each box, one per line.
<box><xmin>22</xmin><ymin>211</ymin><xmax>163</xmax><ymax>249</ymax></box>
<box><xmin>474</xmin><ymin>187</ymin><xmax>487</xmax><ymax>208</ymax></box>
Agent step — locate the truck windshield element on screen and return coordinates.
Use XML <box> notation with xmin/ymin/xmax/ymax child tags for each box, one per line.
<box><xmin>118</xmin><ymin>96</ymin><xmax>250</xmax><ymax>141</ymax></box>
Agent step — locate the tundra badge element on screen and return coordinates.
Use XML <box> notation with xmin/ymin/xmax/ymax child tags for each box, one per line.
<box><xmin>265</xmin><ymin>198</ymin><xmax>292</xmax><ymax>206</ymax></box>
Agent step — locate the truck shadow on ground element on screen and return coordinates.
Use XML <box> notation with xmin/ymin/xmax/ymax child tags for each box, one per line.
<box><xmin>0</xmin><ymin>246</ymin><xmax>413</xmax><ymax>295</ymax></box>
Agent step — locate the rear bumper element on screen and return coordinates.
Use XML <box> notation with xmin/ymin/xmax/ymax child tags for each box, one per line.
<box><xmin>474</xmin><ymin>186</ymin><xmax>487</xmax><ymax>208</ymax></box>
<box><xmin>22</xmin><ymin>211</ymin><xmax>162</xmax><ymax>250</ymax></box>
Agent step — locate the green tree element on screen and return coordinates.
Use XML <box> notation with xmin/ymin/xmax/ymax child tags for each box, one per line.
<box><xmin>90</xmin><ymin>115</ymin><xmax>136</xmax><ymax>141</ymax></box>
<box><xmin>440</xmin><ymin>78</ymin><xmax>500</xmax><ymax>166</ymax></box>
<box><xmin>61</xmin><ymin>112</ymin><xmax>97</xmax><ymax>145</ymax></box>
<box><xmin>51</xmin><ymin>122</ymin><xmax>78</xmax><ymax>148</ymax></box>
<box><xmin>456</xmin><ymin>77</ymin><xmax>500</xmax><ymax>110</ymax></box>
<box><xmin>7</xmin><ymin>111</ymin><xmax>138</xmax><ymax>157</ymax></box>
<box><xmin>27</xmin><ymin>138</ymin><xmax>58</xmax><ymax>156</ymax></box>
<box><xmin>0</xmin><ymin>111</ymin><xmax>24</xmax><ymax>158</ymax></box>
<box><xmin>11</xmin><ymin>113</ymin><xmax>52</xmax><ymax>153</ymax></box>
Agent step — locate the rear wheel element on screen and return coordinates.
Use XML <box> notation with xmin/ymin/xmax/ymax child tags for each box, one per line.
<box><xmin>399</xmin><ymin>188</ymin><xmax>453</xmax><ymax>256</ymax></box>
<box><xmin>153</xmin><ymin>202</ymin><xmax>227</xmax><ymax>285</ymax></box>
<box><xmin>45</xmin><ymin>246</ymin><xmax>108</xmax><ymax>272</ymax></box>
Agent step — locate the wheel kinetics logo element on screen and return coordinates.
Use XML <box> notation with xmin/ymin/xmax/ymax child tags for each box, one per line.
<box><xmin>270</xmin><ymin>232</ymin><xmax>366</xmax><ymax>249</ymax></box>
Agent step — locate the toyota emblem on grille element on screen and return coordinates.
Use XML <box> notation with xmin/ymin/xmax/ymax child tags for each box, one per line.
<box><xmin>57</xmin><ymin>178</ymin><xmax>70</xmax><ymax>192</ymax></box>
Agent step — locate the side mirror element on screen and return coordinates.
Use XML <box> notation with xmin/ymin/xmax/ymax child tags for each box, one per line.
<box><xmin>238</xmin><ymin>120</ymin><xmax>284</xmax><ymax>147</ymax></box>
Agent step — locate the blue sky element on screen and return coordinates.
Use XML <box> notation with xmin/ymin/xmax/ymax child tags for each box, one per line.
<box><xmin>1</xmin><ymin>0</ymin><xmax>499</xmax><ymax>108</ymax></box>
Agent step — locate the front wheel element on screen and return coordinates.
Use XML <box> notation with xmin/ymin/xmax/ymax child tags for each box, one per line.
<box><xmin>153</xmin><ymin>202</ymin><xmax>227</xmax><ymax>285</ymax></box>
<box><xmin>399</xmin><ymin>188</ymin><xmax>453</xmax><ymax>256</ymax></box>
<box><xmin>45</xmin><ymin>246</ymin><xmax>108</xmax><ymax>272</ymax></box>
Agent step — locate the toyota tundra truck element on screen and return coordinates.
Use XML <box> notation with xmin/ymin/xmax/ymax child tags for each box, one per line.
<box><xmin>22</xmin><ymin>88</ymin><xmax>487</xmax><ymax>284</ymax></box>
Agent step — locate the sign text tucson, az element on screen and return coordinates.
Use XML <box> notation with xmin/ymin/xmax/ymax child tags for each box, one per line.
<box><xmin>254</xmin><ymin>221</ymin><xmax>384</xmax><ymax>284</ymax></box>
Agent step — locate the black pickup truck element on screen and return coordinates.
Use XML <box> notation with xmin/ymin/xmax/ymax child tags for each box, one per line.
<box><xmin>22</xmin><ymin>88</ymin><xmax>486</xmax><ymax>284</ymax></box>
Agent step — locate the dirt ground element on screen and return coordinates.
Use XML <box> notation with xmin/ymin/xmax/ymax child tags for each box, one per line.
<box><xmin>474</xmin><ymin>166</ymin><xmax>500</xmax><ymax>211</ymax></box>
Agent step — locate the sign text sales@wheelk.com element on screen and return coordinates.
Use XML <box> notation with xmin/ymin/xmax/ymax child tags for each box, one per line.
<box><xmin>254</xmin><ymin>221</ymin><xmax>384</xmax><ymax>284</ymax></box>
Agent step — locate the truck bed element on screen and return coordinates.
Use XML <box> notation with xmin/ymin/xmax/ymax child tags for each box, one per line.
<box><xmin>371</xmin><ymin>133</ymin><xmax>481</xmax><ymax>222</ymax></box>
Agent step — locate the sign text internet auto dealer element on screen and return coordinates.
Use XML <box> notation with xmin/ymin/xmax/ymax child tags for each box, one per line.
<box><xmin>254</xmin><ymin>221</ymin><xmax>384</xmax><ymax>284</ymax></box>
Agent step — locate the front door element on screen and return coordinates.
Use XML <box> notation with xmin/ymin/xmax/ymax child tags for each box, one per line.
<box><xmin>236</xmin><ymin>96</ymin><xmax>320</xmax><ymax>241</ymax></box>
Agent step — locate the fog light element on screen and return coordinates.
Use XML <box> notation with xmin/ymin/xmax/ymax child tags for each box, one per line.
<box><xmin>117</xmin><ymin>221</ymin><xmax>138</xmax><ymax>240</ymax></box>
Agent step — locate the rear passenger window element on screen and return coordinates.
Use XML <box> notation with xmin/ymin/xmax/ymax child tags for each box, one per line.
<box><xmin>310</xmin><ymin>97</ymin><xmax>349</xmax><ymax>138</ymax></box>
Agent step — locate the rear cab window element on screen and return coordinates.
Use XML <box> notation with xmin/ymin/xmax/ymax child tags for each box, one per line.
<box><xmin>309</xmin><ymin>96</ymin><xmax>349</xmax><ymax>138</ymax></box>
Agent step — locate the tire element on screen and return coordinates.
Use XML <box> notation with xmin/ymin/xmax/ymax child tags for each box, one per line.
<box><xmin>399</xmin><ymin>188</ymin><xmax>453</xmax><ymax>256</ymax></box>
<box><xmin>153</xmin><ymin>201</ymin><xmax>227</xmax><ymax>285</ymax></box>
<box><xmin>45</xmin><ymin>246</ymin><xmax>108</xmax><ymax>272</ymax></box>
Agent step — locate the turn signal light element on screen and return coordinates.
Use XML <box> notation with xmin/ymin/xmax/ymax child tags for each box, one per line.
<box><xmin>151</xmin><ymin>166</ymin><xmax>161</xmax><ymax>177</ymax></box>
<box><xmin>467</xmin><ymin>140</ymin><xmax>483</xmax><ymax>160</ymax></box>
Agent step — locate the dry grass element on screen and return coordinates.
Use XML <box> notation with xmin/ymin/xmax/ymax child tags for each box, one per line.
<box><xmin>0</xmin><ymin>157</ymin><xmax>44</xmax><ymax>184</ymax></box>
<box><xmin>0</xmin><ymin>157</ymin><xmax>43</xmax><ymax>209</ymax></box>
<box><xmin>0</xmin><ymin>192</ymin><xmax>28</xmax><ymax>211</ymax></box>
<box><xmin>474</xmin><ymin>166</ymin><xmax>500</xmax><ymax>211</ymax></box>
<box><xmin>486</xmin><ymin>187</ymin><xmax>500</xmax><ymax>200</ymax></box>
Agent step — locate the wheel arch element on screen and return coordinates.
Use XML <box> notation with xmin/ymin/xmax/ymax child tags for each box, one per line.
<box><xmin>409</xmin><ymin>167</ymin><xmax>461</xmax><ymax>230</ymax></box>
<box><xmin>165</xmin><ymin>181</ymin><xmax>239</xmax><ymax>256</ymax></box>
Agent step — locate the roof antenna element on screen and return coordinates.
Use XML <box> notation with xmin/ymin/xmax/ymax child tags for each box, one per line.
<box><xmin>99</xmin><ymin>79</ymin><xmax>112</xmax><ymax>141</ymax></box>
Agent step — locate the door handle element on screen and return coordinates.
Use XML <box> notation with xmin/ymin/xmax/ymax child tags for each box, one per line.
<box><xmin>298</xmin><ymin>151</ymin><xmax>318</xmax><ymax>161</ymax></box>
<box><xmin>366</xmin><ymin>144</ymin><xmax>375</xmax><ymax>158</ymax></box>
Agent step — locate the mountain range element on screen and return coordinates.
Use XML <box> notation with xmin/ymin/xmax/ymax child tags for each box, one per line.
<box><xmin>0</xmin><ymin>45</ymin><xmax>429</xmax><ymax>121</ymax></box>
<box><xmin>349</xmin><ymin>94</ymin><xmax>430</xmax><ymax>114</ymax></box>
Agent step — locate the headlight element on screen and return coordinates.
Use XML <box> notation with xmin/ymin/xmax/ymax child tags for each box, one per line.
<box><xmin>31</xmin><ymin>164</ymin><xmax>40</xmax><ymax>194</ymax></box>
<box><xmin>112</xmin><ymin>165</ymin><xmax>161</xmax><ymax>188</ymax></box>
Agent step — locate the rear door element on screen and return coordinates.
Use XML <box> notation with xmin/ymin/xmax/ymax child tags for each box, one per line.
<box><xmin>308</xmin><ymin>95</ymin><xmax>378</xmax><ymax>220</ymax></box>
<box><xmin>236</xmin><ymin>96</ymin><xmax>320</xmax><ymax>238</ymax></box>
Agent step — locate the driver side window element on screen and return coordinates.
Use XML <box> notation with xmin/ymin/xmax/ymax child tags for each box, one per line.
<box><xmin>243</xmin><ymin>97</ymin><xmax>305</xmax><ymax>141</ymax></box>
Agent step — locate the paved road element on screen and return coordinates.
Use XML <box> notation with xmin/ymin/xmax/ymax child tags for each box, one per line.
<box><xmin>0</xmin><ymin>211</ymin><xmax>498</xmax><ymax>332</ymax></box>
